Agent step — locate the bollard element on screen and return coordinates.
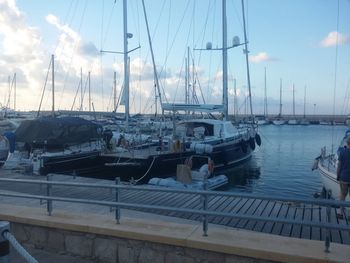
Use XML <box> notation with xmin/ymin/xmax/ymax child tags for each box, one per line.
<box><xmin>202</xmin><ymin>179</ymin><xmax>208</xmax><ymax>237</ymax></box>
<box><xmin>0</xmin><ymin>221</ymin><xmax>10</xmax><ymax>263</ymax></box>
<box><xmin>115</xmin><ymin>177</ymin><xmax>121</xmax><ymax>224</ymax></box>
<box><xmin>47</xmin><ymin>174</ymin><xmax>52</xmax><ymax>216</ymax></box>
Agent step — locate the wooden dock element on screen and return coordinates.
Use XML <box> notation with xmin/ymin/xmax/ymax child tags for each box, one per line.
<box><xmin>0</xmin><ymin>170</ymin><xmax>349</xmax><ymax>245</ymax></box>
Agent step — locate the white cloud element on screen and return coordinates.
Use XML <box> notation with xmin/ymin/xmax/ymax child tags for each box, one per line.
<box><xmin>0</xmin><ymin>0</ymin><xmax>45</xmax><ymax>109</ymax></box>
<box><xmin>46</xmin><ymin>14</ymin><xmax>101</xmax><ymax>78</ymax></box>
<box><xmin>249</xmin><ymin>52</ymin><xmax>277</xmax><ymax>63</ymax></box>
<box><xmin>320</xmin><ymin>31</ymin><xmax>350</xmax><ymax>47</ymax></box>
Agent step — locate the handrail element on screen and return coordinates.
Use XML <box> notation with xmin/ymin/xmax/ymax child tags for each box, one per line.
<box><xmin>0</xmin><ymin>177</ymin><xmax>349</xmax><ymax>208</ymax></box>
<box><xmin>0</xmin><ymin>176</ymin><xmax>350</xmax><ymax>253</ymax></box>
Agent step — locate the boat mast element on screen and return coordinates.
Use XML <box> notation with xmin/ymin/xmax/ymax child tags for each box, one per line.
<box><xmin>14</xmin><ymin>73</ymin><xmax>16</xmax><ymax>111</ymax></box>
<box><xmin>292</xmin><ymin>83</ymin><xmax>295</xmax><ymax>117</ymax></box>
<box><xmin>123</xmin><ymin>0</ymin><xmax>129</xmax><ymax>131</ymax></box>
<box><xmin>234</xmin><ymin>78</ymin><xmax>238</xmax><ymax>119</ymax></box>
<box><xmin>303</xmin><ymin>86</ymin><xmax>306</xmax><ymax>118</ymax></box>
<box><xmin>88</xmin><ymin>71</ymin><xmax>91</xmax><ymax>112</ymax></box>
<box><xmin>52</xmin><ymin>54</ymin><xmax>55</xmax><ymax>117</ymax></box>
<box><xmin>222</xmin><ymin>0</ymin><xmax>228</xmax><ymax>121</ymax></box>
<box><xmin>279</xmin><ymin>78</ymin><xmax>282</xmax><ymax>117</ymax></box>
<box><xmin>113</xmin><ymin>71</ymin><xmax>117</xmax><ymax>112</ymax></box>
<box><xmin>241</xmin><ymin>0</ymin><xmax>254</xmax><ymax>123</ymax></box>
<box><xmin>141</xmin><ymin>0</ymin><xmax>164</xmax><ymax>116</ymax></box>
<box><xmin>264</xmin><ymin>67</ymin><xmax>267</xmax><ymax>117</ymax></box>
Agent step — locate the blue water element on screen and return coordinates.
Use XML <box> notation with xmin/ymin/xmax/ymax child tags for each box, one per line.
<box><xmin>223</xmin><ymin>125</ymin><xmax>348</xmax><ymax>199</ymax></box>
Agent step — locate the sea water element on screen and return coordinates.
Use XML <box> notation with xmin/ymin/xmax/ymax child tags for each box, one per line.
<box><xmin>223</xmin><ymin>124</ymin><xmax>347</xmax><ymax>199</ymax></box>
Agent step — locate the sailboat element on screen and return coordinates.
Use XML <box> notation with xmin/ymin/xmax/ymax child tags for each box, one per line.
<box><xmin>99</xmin><ymin>0</ymin><xmax>261</xmax><ymax>183</ymax></box>
<box><xmin>299</xmin><ymin>86</ymin><xmax>310</xmax><ymax>125</ymax></box>
<box><xmin>3</xmin><ymin>55</ymin><xmax>105</xmax><ymax>175</ymax></box>
<box><xmin>287</xmin><ymin>84</ymin><xmax>298</xmax><ymax>125</ymax></box>
<box><xmin>272</xmin><ymin>79</ymin><xmax>286</xmax><ymax>125</ymax></box>
<box><xmin>256</xmin><ymin>67</ymin><xmax>269</xmax><ymax>125</ymax></box>
<box><xmin>314</xmin><ymin>130</ymin><xmax>350</xmax><ymax>201</ymax></box>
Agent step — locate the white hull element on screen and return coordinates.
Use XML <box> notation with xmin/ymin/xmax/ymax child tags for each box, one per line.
<box><xmin>257</xmin><ymin>119</ymin><xmax>269</xmax><ymax>125</ymax></box>
<box><xmin>317</xmin><ymin>156</ymin><xmax>350</xmax><ymax>200</ymax></box>
<box><xmin>272</xmin><ymin>119</ymin><xmax>286</xmax><ymax>125</ymax></box>
<box><xmin>288</xmin><ymin>119</ymin><xmax>298</xmax><ymax>125</ymax></box>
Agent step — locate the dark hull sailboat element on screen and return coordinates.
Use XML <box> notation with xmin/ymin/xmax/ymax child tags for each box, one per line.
<box><xmin>99</xmin><ymin>116</ymin><xmax>259</xmax><ymax>183</ymax></box>
<box><xmin>13</xmin><ymin>116</ymin><xmax>104</xmax><ymax>175</ymax></box>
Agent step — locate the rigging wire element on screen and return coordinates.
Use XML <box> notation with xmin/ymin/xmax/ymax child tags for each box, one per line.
<box><xmin>331</xmin><ymin>0</ymin><xmax>340</xmax><ymax>153</ymax></box>
<box><xmin>58</xmin><ymin>0</ymin><xmax>89</xmax><ymax>109</ymax></box>
<box><xmin>100</xmin><ymin>0</ymin><xmax>105</xmax><ymax>112</ymax></box>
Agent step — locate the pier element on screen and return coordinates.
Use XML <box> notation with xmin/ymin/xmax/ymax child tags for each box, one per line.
<box><xmin>1</xmin><ymin>169</ymin><xmax>350</xmax><ymax>262</ymax></box>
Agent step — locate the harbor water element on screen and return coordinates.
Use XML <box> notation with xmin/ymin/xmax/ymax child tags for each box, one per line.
<box><xmin>222</xmin><ymin>124</ymin><xmax>347</xmax><ymax>199</ymax></box>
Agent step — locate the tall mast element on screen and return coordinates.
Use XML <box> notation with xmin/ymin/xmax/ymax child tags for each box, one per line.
<box><xmin>303</xmin><ymin>86</ymin><xmax>306</xmax><ymax>118</ymax></box>
<box><xmin>14</xmin><ymin>73</ymin><xmax>16</xmax><ymax>111</ymax></box>
<box><xmin>292</xmin><ymin>83</ymin><xmax>295</xmax><ymax>116</ymax></box>
<box><xmin>241</xmin><ymin>0</ymin><xmax>254</xmax><ymax>122</ymax></box>
<box><xmin>113</xmin><ymin>71</ymin><xmax>117</xmax><ymax>112</ymax></box>
<box><xmin>279</xmin><ymin>78</ymin><xmax>282</xmax><ymax>117</ymax></box>
<box><xmin>80</xmin><ymin>67</ymin><xmax>83</xmax><ymax>111</ymax></box>
<box><xmin>123</xmin><ymin>0</ymin><xmax>129</xmax><ymax>130</ymax></box>
<box><xmin>264</xmin><ymin>67</ymin><xmax>267</xmax><ymax>117</ymax></box>
<box><xmin>52</xmin><ymin>54</ymin><xmax>55</xmax><ymax>116</ymax></box>
<box><xmin>234</xmin><ymin>78</ymin><xmax>238</xmax><ymax>119</ymax></box>
<box><xmin>88</xmin><ymin>71</ymin><xmax>91</xmax><ymax>112</ymax></box>
<box><xmin>141</xmin><ymin>0</ymin><xmax>164</xmax><ymax>116</ymax></box>
<box><xmin>222</xmin><ymin>0</ymin><xmax>228</xmax><ymax>121</ymax></box>
<box><xmin>186</xmin><ymin>46</ymin><xmax>190</xmax><ymax>105</ymax></box>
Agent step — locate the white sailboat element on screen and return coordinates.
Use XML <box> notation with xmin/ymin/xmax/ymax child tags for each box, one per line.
<box><xmin>272</xmin><ymin>79</ymin><xmax>286</xmax><ymax>125</ymax></box>
<box><xmin>315</xmin><ymin>130</ymin><xmax>350</xmax><ymax>201</ymax></box>
<box><xmin>257</xmin><ymin>67</ymin><xmax>269</xmax><ymax>125</ymax></box>
<box><xmin>288</xmin><ymin>83</ymin><xmax>298</xmax><ymax>125</ymax></box>
<box><xmin>299</xmin><ymin>86</ymin><xmax>310</xmax><ymax>125</ymax></box>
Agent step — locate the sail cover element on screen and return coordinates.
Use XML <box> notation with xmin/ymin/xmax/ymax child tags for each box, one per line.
<box><xmin>15</xmin><ymin>117</ymin><xmax>102</xmax><ymax>149</ymax></box>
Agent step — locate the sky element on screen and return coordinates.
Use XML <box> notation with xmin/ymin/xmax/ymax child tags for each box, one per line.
<box><xmin>0</xmin><ymin>0</ymin><xmax>349</xmax><ymax>116</ymax></box>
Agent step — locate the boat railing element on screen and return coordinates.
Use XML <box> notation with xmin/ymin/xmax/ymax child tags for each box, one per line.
<box><xmin>0</xmin><ymin>176</ymin><xmax>350</xmax><ymax>253</ymax></box>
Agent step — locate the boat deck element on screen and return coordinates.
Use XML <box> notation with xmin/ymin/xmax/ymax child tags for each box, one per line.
<box><xmin>1</xmin><ymin>170</ymin><xmax>349</xmax><ymax>245</ymax></box>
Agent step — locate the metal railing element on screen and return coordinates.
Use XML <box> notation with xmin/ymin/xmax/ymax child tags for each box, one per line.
<box><xmin>0</xmin><ymin>176</ymin><xmax>350</xmax><ymax>253</ymax></box>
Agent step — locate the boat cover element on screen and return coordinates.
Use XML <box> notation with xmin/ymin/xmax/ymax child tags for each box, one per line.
<box><xmin>15</xmin><ymin>117</ymin><xmax>102</xmax><ymax>149</ymax></box>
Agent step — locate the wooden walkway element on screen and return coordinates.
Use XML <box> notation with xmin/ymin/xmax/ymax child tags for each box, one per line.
<box><xmin>1</xmin><ymin>170</ymin><xmax>350</xmax><ymax>245</ymax></box>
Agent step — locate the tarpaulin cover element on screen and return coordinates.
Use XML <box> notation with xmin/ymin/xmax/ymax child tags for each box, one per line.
<box><xmin>15</xmin><ymin>116</ymin><xmax>102</xmax><ymax>149</ymax></box>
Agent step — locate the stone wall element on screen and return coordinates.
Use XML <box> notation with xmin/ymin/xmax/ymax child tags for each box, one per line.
<box><xmin>10</xmin><ymin>222</ymin><xmax>274</xmax><ymax>263</ymax></box>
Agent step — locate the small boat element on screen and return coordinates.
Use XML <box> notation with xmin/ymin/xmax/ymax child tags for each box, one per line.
<box><xmin>314</xmin><ymin>129</ymin><xmax>350</xmax><ymax>200</ymax></box>
<box><xmin>148</xmin><ymin>156</ymin><xmax>228</xmax><ymax>190</ymax></box>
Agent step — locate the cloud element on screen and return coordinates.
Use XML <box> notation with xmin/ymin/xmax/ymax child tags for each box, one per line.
<box><xmin>0</xmin><ymin>0</ymin><xmax>45</xmax><ymax>104</ymax></box>
<box><xmin>46</xmin><ymin>14</ymin><xmax>101</xmax><ymax>77</ymax></box>
<box><xmin>320</xmin><ymin>31</ymin><xmax>350</xmax><ymax>47</ymax></box>
<box><xmin>249</xmin><ymin>52</ymin><xmax>277</xmax><ymax>63</ymax></box>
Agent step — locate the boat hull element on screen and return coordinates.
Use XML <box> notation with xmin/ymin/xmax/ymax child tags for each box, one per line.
<box><xmin>38</xmin><ymin>150</ymin><xmax>102</xmax><ymax>176</ymax></box>
<box><xmin>99</xmin><ymin>140</ymin><xmax>253</xmax><ymax>183</ymax></box>
<box><xmin>317</xmin><ymin>157</ymin><xmax>350</xmax><ymax>200</ymax></box>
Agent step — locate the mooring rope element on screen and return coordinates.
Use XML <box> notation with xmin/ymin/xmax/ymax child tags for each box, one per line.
<box><xmin>2</xmin><ymin>230</ymin><xmax>38</xmax><ymax>263</ymax></box>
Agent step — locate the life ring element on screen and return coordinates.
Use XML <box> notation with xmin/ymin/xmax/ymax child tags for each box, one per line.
<box><xmin>249</xmin><ymin>137</ymin><xmax>256</xmax><ymax>150</ymax></box>
<box><xmin>255</xmin><ymin>133</ymin><xmax>262</xmax><ymax>146</ymax></box>
<box><xmin>208</xmin><ymin>159</ymin><xmax>214</xmax><ymax>174</ymax></box>
<box><xmin>184</xmin><ymin>157</ymin><xmax>193</xmax><ymax>169</ymax></box>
